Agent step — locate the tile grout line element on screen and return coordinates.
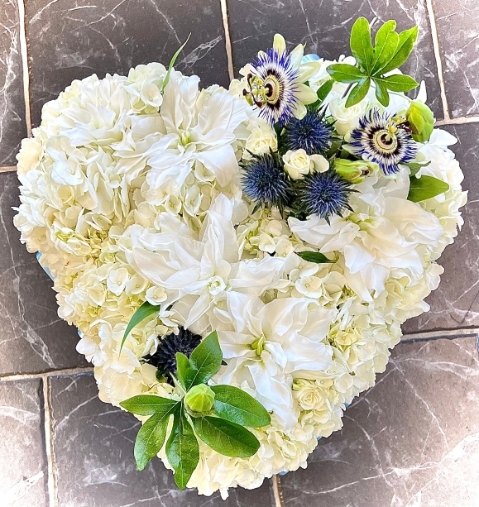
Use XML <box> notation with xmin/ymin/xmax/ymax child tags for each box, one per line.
<box><xmin>42</xmin><ymin>376</ymin><xmax>58</xmax><ymax>507</ymax></box>
<box><xmin>435</xmin><ymin>116</ymin><xmax>479</xmax><ymax>126</ymax></box>
<box><xmin>220</xmin><ymin>0</ymin><xmax>234</xmax><ymax>81</ymax></box>
<box><xmin>0</xmin><ymin>366</ymin><xmax>94</xmax><ymax>382</ymax></box>
<box><xmin>0</xmin><ymin>166</ymin><xmax>17</xmax><ymax>173</ymax></box>
<box><xmin>272</xmin><ymin>475</ymin><xmax>285</xmax><ymax>507</ymax></box>
<box><xmin>424</xmin><ymin>0</ymin><xmax>450</xmax><ymax>121</ymax></box>
<box><xmin>401</xmin><ymin>327</ymin><xmax>479</xmax><ymax>342</ymax></box>
<box><xmin>17</xmin><ymin>0</ymin><xmax>32</xmax><ymax>138</ymax></box>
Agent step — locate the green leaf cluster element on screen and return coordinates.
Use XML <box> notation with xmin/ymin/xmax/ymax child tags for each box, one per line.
<box><xmin>327</xmin><ymin>18</ymin><xmax>419</xmax><ymax>107</ymax></box>
<box><xmin>120</xmin><ymin>332</ymin><xmax>271</xmax><ymax>489</ymax></box>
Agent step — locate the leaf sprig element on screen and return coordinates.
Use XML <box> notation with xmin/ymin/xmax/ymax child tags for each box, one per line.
<box><xmin>120</xmin><ymin>332</ymin><xmax>271</xmax><ymax>489</ymax></box>
<box><xmin>327</xmin><ymin>17</ymin><xmax>419</xmax><ymax>107</ymax></box>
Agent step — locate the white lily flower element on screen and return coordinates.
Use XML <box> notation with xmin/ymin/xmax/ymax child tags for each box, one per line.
<box><xmin>215</xmin><ymin>294</ymin><xmax>335</xmax><ymax>429</ymax></box>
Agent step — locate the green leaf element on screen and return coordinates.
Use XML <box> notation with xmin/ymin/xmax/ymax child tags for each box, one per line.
<box><xmin>192</xmin><ymin>416</ymin><xmax>261</xmax><ymax>458</ymax></box>
<box><xmin>187</xmin><ymin>331</ymin><xmax>222</xmax><ymax>388</ymax></box>
<box><xmin>175</xmin><ymin>352</ymin><xmax>198</xmax><ymax>391</ymax></box>
<box><xmin>380</xmin><ymin>26</ymin><xmax>418</xmax><ymax>74</ymax></box>
<box><xmin>120</xmin><ymin>395</ymin><xmax>180</xmax><ymax>417</ymax></box>
<box><xmin>316</xmin><ymin>79</ymin><xmax>334</xmax><ymax>102</ymax></box>
<box><xmin>376</xmin><ymin>74</ymin><xmax>419</xmax><ymax>92</ymax></box>
<box><xmin>374</xmin><ymin>78</ymin><xmax>390</xmax><ymax>106</ymax></box>
<box><xmin>211</xmin><ymin>385</ymin><xmax>271</xmax><ymax>428</ymax></box>
<box><xmin>120</xmin><ymin>301</ymin><xmax>159</xmax><ymax>354</ymax></box>
<box><xmin>350</xmin><ymin>17</ymin><xmax>374</xmax><ymax>72</ymax></box>
<box><xmin>134</xmin><ymin>404</ymin><xmax>179</xmax><ymax>471</ymax></box>
<box><xmin>372</xmin><ymin>21</ymin><xmax>399</xmax><ymax>74</ymax></box>
<box><xmin>161</xmin><ymin>34</ymin><xmax>191</xmax><ymax>93</ymax></box>
<box><xmin>345</xmin><ymin>77</ymin><xmax>371</xmax><ymax>107</ymax></box>
<box><xmin>166</xmin><ymin>413</ymin><xmax>199</xmax><ymax>489</ymax></box>
<box><xmin>296</xmin><ymin>251</ymin><xmax>336</xmax><ymax>264</ymax></box>
<box><xmin>326</xmin><ymin>64</ymin><xmax>366</xmax><ymax>83</ymax></box>
<box><xmin>408</xmin><ymin>175</ymin><xmax>450</xmax><ymax>203</ymax></box>
<box><xmin>405</xmin><ymin>161</ymin><xmax>431</xmax><ymax>177</ymax></box>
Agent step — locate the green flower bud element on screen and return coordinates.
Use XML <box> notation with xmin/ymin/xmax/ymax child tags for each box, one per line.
<box><xmin>406</xmin><ymin>101</ymin><xmax>434</xmax><ymax>143</ymax></box>
<box><xmin>333</xmin><ymin>159</ymin><xmax>378</xmax><ymax>183</ymax></box>
<box><xmin>185</xmin><ymin>384</ymin><xmax>215</xmax><ymax>415</ymax></box>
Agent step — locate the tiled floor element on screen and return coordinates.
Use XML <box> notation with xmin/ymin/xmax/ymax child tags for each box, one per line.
<box><xmin>0</xmin><ymin>0</ymin><xmax>478</xmax><ymax>506</ymax></box>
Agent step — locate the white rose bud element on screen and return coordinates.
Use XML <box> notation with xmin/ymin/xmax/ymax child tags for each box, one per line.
<box><xmin>328</xmin><ymin>97</ymin><xmax>367</xmax><ymax>136</ymax></box>
<box><xmin>244</xmin><ymin>124</ymin><xmax>278</xmax><ymax>158</ymax></box>
<box><xmin>283</xmin><ymin>149</ymin><xmax>312</xmax><ymax>180</ymax></box>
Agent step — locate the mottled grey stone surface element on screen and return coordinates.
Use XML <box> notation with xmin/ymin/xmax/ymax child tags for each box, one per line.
<box><xmin>403</xmin><ymin>123</ymin><xmax>479</xmax><ymax>333</ymax></box>
<box><xmin>0</xmin><ymin>172</ymin><xmax>88</xmax><ymax>374</ymax></box>
<box><xmin>0</xmin><ymin>378</ymin><xmax>48</xmax><ymax>507</ymax></box>
<box><xmin>25</xmin><ymin>0</ymin><xmax>230</xmax><ymax>127</ymax></box>
<box><xmin>281</xmin><ymin>336</ymin><xmax>479</xmax><ymax>507</ymax></box>
<box><xmin>0</xmin><ymin>0</ymin><xmax>27</xmax><ymax>165</ymax></box>
<box><xmin>433</xmin><ymin>0</ymin><xmax>479</xmax><ymax>117</ymax></box>
<box><xmin>50</xmin><ymin>373</ymin><xmax>273</xmax><ymax>507</ymax></box>
<box><xmin>228</xmin><ymin>0</ymin><xmax>443</xmax><ymax>117</ymax></box>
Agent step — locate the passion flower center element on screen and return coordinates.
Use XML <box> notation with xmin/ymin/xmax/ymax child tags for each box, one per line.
<box><xmin>372</xmin><ymin>128</ymin><xmax>398</xmax><ymax>154</ymax></box>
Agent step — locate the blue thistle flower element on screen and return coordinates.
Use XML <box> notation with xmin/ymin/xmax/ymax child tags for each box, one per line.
<box><xmin>144</xmin><ymin>327</ymin><xmax>202</xmax><ymax>384</ymax></box>
<box><xmin>241</xmin><ymin>152</ymin><xmax>293</xmax><ymax>210</ymax></box>
<box><xmin>300</xmin><ymin>170</ymin><xmax>353</xmax><ymax>222</ymax></box>
<box><xmin>283</xmin><ymin>111</ymin><xmax>334</xmax><ymax>155</ymax></box>
<box><xmin>348</xmin><ymin>108</ymin><xmax>417</xmax><ymax>175</ymax></box>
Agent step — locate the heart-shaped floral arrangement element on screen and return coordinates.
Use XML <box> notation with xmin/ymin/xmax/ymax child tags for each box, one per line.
<box><xmin>14</xmin><ymin>19</ymin><xmax>466</xmax><ymax>498</ymax></box>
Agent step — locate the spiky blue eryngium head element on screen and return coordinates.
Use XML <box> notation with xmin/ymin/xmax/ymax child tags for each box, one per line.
<box><xmin>348</xmin><ymin>108</ymin><xmax>417</xmax><ymax>175</ymax></box>
<box><xmin>241</xmin><ymin>152</ymin><xmax>292</xmax><ymax>210</ymax></box>
<box><xmin>283</xmin><ymin>111</ymin><xmax>334</xmax><ymax>155</ymax></box>
<box><xmin>300</xmin><ymin>170</ymin><xmax>353</xmax><ymax>222</ymax></box>
<box><xmin>143</xmin><ymin>327</ymin><xmax>202</xmax><ymax>384</ymax></box>
<box><xmin>243</xmin><ymin>47</ymin><xmax>299</xmax><ymax>126</ymax></box>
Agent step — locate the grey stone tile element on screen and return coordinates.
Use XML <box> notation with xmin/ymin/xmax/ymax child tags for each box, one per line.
<box><xmin>0</xmin><ymin>172</ymin><xmax>88</xmax><ymax>374</ymax></box>
<box><xmin>25</xmin><ymin>0</ymin><xmax>229</xmax><ymax>127</ymax></box>
<box><xmin>0</xmin><ymin>0</ymin><xmax>28</xmax><ymax>165</ymax></box>
<box><xmin>228</xmin><ymin>0</ymin><xmax>443</xmax><ymax>117</ymax></box>
<box><xmin>403</xmin><ymin>122</ymin><xmax>479</xmax><ymax>333</ymax></box>
<box><xmin>50</xmin><ymin>373</ymin><xmax>273</xmax><ymax>507</ymax></box>
<box><xmin>281</xmin><ymin>336</ymin><xmax>479</xmax><ymax>507</ymax></box>
<box><xmin>433</xmin><ymin>0</ymin><xmax>479</xmax><ymax>117</ymax></box>
<box><xmin>0</xmin><ymin>378</ymin><xmax>49</xmax><ymax>507</ymax></box>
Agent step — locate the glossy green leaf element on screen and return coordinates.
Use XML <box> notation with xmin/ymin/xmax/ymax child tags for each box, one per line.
<box><xmin>326</xmin><ymin>63</ymin><xmax>366</xmax><ymax>83</ymax></box>
<box><xmin>408</xmin><ymin>175</ymin><xmax>449</xmax><ymax>203</ymax></box>
<box><xmin>376</xmin><ymin>74</ymin><xmax>418</xmax><ymax>92</ymax></box>
<box><xmin>296</xmin><ymin>251</ymin><xmax>336</xmax><ymax>264</ymax></box>
<box><xmin>345</xmin><ymin>77</ymin><xmax>371</xmax><ymax>107</ymax></box>
<box><xmin>316</xmin><ymin>79</ymin><xmax>334</xmax><ymax>102</ymax></box>
<box><xmin>120</xmin><ymin>395</ymin><xmax>180</xmax><ymax>417</ymax></box>
<box><xmin>211</xmin><ymin>385</ymin><xmax>271</xmax><ymax>428</ymax></box>
<box><xmin>350</xmin><ymin>17</ymin><xmax>374</xmax><ymax>72</ymax></box>
<box><xmin>166</xmin><ymin>413</ymin><xmax>199</xmax><ymax>489</ymax></box>
<box><xmin>380</xmin><ymin>26</ymin><xmax>418</xmax><ymax>74</ymax></box>
<box><xmin>120</xmin><ymin>301</ymin><xmax>159</xmax><ymax>354</ymax></box>
<box><xmin>161</xmin><ymin>34</ymin><xmax>191</xmax><ymax>93</ymax></box>
<box><xmin>372</xmin><ymin>21</ymin><xmax>399</xmax><ymax>74</ymax></box>
<box><xmin>134</xmin><ymin>404</ymin><xmax>179</xmax><ymax>471</ymax></box>
<box><xmin>192</xmin><ymin>416</ymin><xmax>261</xmax><ymax>458</ymax></box>
<box><xmin>374</xmin><ymin>78</ymin><xmax>390</xmax><ymax>106</ymax></box>
<box><xmin>175</xmin><ymin>352</ymin><xmax>199</xmax><ymax>391</ymax></box>
<box><xmin>187</xmin><ymin>331</ymin><xmax>222</xmax><ymax>388</ymax></box>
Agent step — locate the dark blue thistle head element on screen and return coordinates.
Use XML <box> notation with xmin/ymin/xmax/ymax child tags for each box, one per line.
<box><xmin>283</xmin><ymin>111</ymin><xmax>334</xmax><ymax>155</ymax></box>
<box><xmin>241</xmin><ymin>152</ymin><xmax>293</xmax><ymax>210</ymax></box>
<box><xmin>143</xmin><ymin>327</ymin><xmax>202</xmax><ymax>384</ymax></box>
<box><xmin>300</xmin><ymin>170</ymin><xmax>353</xmax><ymax>222</ymax></box>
